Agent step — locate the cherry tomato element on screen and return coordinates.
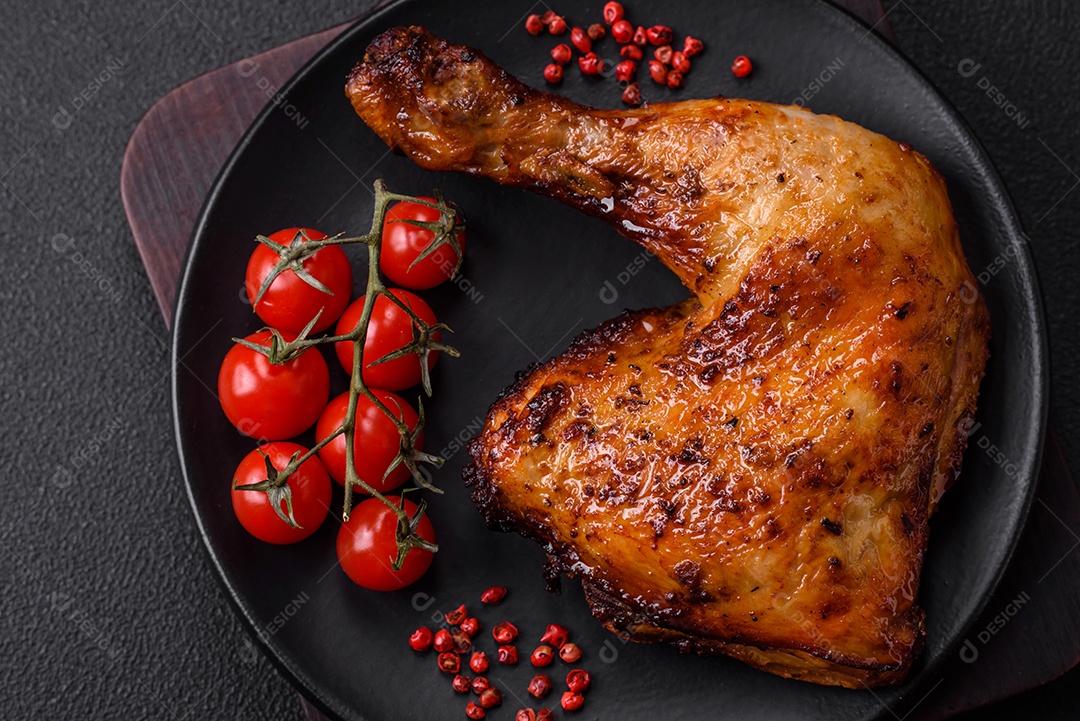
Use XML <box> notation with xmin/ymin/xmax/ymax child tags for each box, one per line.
<box><xmin>380</xmin><ymin>199</ymin><xmax>466</xmax><ymax>290</ymax></box>
<box><xmin>315</xmin><ymin>390</ymin><xmax>423</xmax><ymax>491</ymax></box>
<box><xmin>218</xmin><ymin>330</ymin><xmax>329</xmax><ymax>440</ymax></box>
<box><xmin>334</xmin><ymin>290</ymin><xmax>440</xmax><ymax>390</ymax></box>
<box><xmin>336</xmin><ymin>497</ymin><xmax>435</xmax><ymax>590</ymax></box>
<box><xmin>231</xmin><ymin>442</ymin><xmax>331</xmax><ymax>544</ymax></box>
<box><xmin>245</xmin><ymin>228</ymin><xmax>353</xmax><ymax>334</ymax></box>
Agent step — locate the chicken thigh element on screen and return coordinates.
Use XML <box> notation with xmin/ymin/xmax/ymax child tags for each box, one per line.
<box><xmin>346</xmin><ymin>27</ymin><xmax>990</xmax><ymax>687</ymax></box>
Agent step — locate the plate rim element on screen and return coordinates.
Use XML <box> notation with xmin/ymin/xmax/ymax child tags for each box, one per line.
<box><xmin>170</xmin><ymin>1</ymin><xmax>1049</xmax><ymax>718</ymax></box>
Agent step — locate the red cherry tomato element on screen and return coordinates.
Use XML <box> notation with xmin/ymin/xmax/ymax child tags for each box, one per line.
<box><xmin>245</xmin><ymin>228</ymin><xmax>353</xmax><ymax>334</ymax></box>
<box><xmin>334</xmin><ymin>290</ymin><xmax>440</xmax><ymax>391</ymax></box>
<box><xmin>218</xmin><ymin>330</ymin><xmax>330</xmax><ymax>441</ymax></box>
<box><xmin>380</xmin><ymin>199</ymin><xmax>466</xmax><ymax>289</ymax></box>
<box><xmin>336</xmin><ymin>497</ymin><xmax>435</xmax><ymax>590</ymax></box>
<box><xmin>231</xmin><ymin>442</ymin><xmax>331</xmax><ymax>544</ymax></box>
<box><xmin>315</xmin><ymin>390</ymin><xmax>422</xmax><ymax>491</ymax></box>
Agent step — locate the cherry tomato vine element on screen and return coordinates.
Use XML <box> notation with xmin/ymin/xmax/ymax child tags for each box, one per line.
<box><xmin>232</xmin><ymin>179</ymin><xmax>464</xmax><ymax>568</ymax></box>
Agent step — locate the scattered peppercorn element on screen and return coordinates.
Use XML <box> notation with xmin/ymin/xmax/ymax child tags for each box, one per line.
<box><xmin>434</xmin><ymin>629</ymin><xmax>454</xmax><ymax>653</ymax></box>
<box><xmin>539</xmin><ymin>624</ymin><xmax>569</xmax><ymax>648</ymax></box>
<box><xmin>578</xmin><ymin>52</ymin><xmax>602</xmax><ymax>76</ymax></box>
<box><xmin>615</xmin><ymin>60</ymin><xmax>637</xmax><ymax>82</ymax></box>
<box><xmin>683</xmin><ymin>36</ymin><xmax>704</xmax><ymax>57</ymax></box>
<box><xmin>492</xmin><ymin>622</ymin><xmax>519</xmax><ymax>644</ymax></box>
<box><xmin>409</xmin><ymin>627</ymin><xmax>433</xmax><ymax>652</ymax></box>
<box><xmin>566</xmin><ymin>669</ymin><xmax>591</xmax><ymax>693</ymax></box>
<box><xmin>648</xmin><ymin>60</ymin><xmax>668</xmax><ymax>85</ymax></box>
<box><xmin>470</xmin><ymin>651</ymin><xmax>490</xmax><ymax>673</ymax></box>
<box><xmin>603</xmin><ymin>1</ymin><xmax>624</xmax><ymax>25</ymax></box>
<box><xmin>550</xmin><ymin>44</ymin><xmax>572</xmax><ymax>65</ymax></box>
<box><xmin>523</xmin><ymin>3</ymin><xmax>711</xmax><ymax>105</ymax></box>
<box><xmin>446</xmin><ymin>605</ymin><xmax>468</xmax><ymax>626</ymax></box>
<box><xmin>439</xmin><ymin>652</ymin><xmax>462</xmax><ymax>674</ymax></box>
<box><xmin>561</xmin><ymin>692</ymin><xmax>585</xmax><ymax>711</ymax></box>
<box><xmin>611</xmin><ymin>19</ymin><xmax>633</xmax><ymax>43</ymax></box>
<box><xmin>543</xmin><ymin>64</ymin><xmax>563</xmax><ymax>84</ymax></box>
<box><xmin>452</xmin><ymin>629</ymin><xmax>473</xmax><ymax>654</ymax></box>
<box><xmin>480</xmin><ymin>586</ymin><xmax>507</xmax><ymax>605</ymax></box>
<box><xmin>472</xmin><ymin>676</ymin><xmax>491</xmax><ymax>694</ymax></box>
<box><xmin>479</xmin><ymin>687</ymin><xmax>503</xmax><ymax>710</ymax></box>
<box><xmin>466</xmin><ymin>701</ymin><xmax>486</xmax><ymax>719</ymax></box>
<box><xmin>559</xmin><ymin>643</ymin><xmax>582</xmax><ymax>663</ymax></box>
<box><xmin>516</xmin><ymin>710</ymin><xmax>536</xmax><ymax>721</ymax></box>
<box><xmin>527</xmin><ymin>674</ymin><xmax>554</xmax><ymax>699</ymax></box>
<box><xmin>453</xmin><ymin>675</ymin><xmax>472</xmax><ymax>694</ymax></box>
<box><xmin>646</xmin><ymin>25</ymin><xmax>673</xmax><ymax>46</ymax></box>
<box><xmin>461</xmin><ymin>617</ymin><xmax>481</xmax><ymax>637</ymax></box>
<box><xmin>732</xmin><ymin>55</ymin><xmax>753</xmax><ymax>77</ymax></box>
<box><xmin>537</xmin><ymin>710</ymin><xmax>554</xmax><ymax>721</ymax></box>
<box><xmin>530</xmin><ymin>645</ymin><xmax>555</xmax><ymax>667</ymax></box>
<box><xmin>498</xmin><ymin>645</ymin><xmax>519</xmax><ymax>665</ymax></box>
<box><xmin>571</xmin><ymin>27</ymin><xmax>591</xmax><ymax>54</ymax></box>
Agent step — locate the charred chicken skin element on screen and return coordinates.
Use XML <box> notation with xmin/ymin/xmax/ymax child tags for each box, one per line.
<box><xmin>346</xmin><ymin>27</ymin><xmax>990</xmax><ymax>688</ymax></box>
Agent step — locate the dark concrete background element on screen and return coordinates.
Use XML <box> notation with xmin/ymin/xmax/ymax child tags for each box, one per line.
<box><xmin>0</xmin><ymin>1</ymin><xmax>1075</xmax><ymax>719</ymax></box>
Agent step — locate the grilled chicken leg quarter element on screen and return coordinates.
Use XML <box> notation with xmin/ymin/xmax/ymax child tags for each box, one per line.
<box><xmin>347</xmin><ymin>27</ymin><xmax>990</xmax><ymax>687</ymax></box>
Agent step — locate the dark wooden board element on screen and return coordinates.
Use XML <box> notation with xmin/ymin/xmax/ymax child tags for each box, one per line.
<box><xmin>120</xmin><ymin>2</ymin><xmax>1079</xmax><ymax>718</ymax></box>
<box><xmin>121</xmin><ymin>20</ymin><xmax>354</xmax><ymax>322</ymax></box>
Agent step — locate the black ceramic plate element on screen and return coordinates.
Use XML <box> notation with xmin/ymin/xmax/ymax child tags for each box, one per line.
<box><xmin>172</xmin><ymin>1</ymin><xmax>1047</xmax><ymax>719</ymax></box>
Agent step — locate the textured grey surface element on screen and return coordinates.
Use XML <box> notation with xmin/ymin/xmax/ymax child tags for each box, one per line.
<box><xmin>0</xmin><ymin>1</ymin><xmax>1075</xmax><ymax>719</ymax></box>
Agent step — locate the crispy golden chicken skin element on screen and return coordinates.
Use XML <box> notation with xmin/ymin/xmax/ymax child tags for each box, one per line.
<box><xmin>346</xmin><ymin>27</ymin><xmax>990</xmax><ymax>687</ymax></box>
